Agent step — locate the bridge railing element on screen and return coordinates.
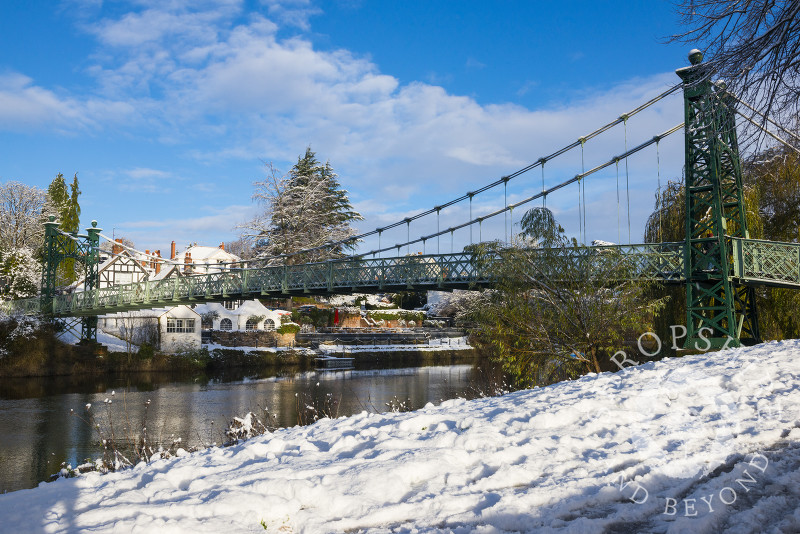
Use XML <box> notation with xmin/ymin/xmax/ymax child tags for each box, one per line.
<box><xmin>0</xmin><ymin>296</ymin><xmax>43</xmax><ymax>316</ymax></box>
<box><xmin>498</xmin><ymin>242</ymin><xmax>685</xmax><ymax>284</ymax></box>
<box><xmin>588</xmin><ymin>242</ymin><xmax>685</xmax><ymax>282</ymax></box>
<box><xmin>732</xmin><ymin>238</ymin><xmax>800</xmax><ymax>287</ymax></box>
<box><xmin>42</xmin><ymin>245</ymin><xmax>686</xmax><ymax>316</ymax></box>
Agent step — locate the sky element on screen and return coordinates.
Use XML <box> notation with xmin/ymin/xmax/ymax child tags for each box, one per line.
<box><xmin>0</xmin><ymin>0</ymin><xmax>692</xmax><ymax>256</ymax></box>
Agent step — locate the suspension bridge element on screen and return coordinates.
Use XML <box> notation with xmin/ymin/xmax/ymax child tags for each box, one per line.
<box><xmin>5</xmin><ymin>51</ymin><xmax>800</xmax><ymax>350</ymax></box>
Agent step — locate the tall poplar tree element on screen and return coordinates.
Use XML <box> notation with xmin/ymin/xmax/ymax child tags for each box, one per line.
<box><xmin>46</xmin><ymin>173</ymin><xmax>82</xmax><ymax>284</ymax></box>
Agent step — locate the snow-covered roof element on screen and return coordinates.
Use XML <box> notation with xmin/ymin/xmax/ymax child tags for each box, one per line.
<box><xmin>194</xmin><ymin>300</ymin><xmax>289</xmax><ymax>317</ymax></box>
<box><xmin>174</xmin><ymin>245</ymin><xmax>240</xmax><ymax>264</ymax></box>
<box><xmin>150</xmin><ymin>264</ymin><xmax>183</xmax><ymax>281</ymax></box>
<box><xmin>101</xmin><ymin>305</ymin><xmax>199</xmax><ymax>319</ymax></box>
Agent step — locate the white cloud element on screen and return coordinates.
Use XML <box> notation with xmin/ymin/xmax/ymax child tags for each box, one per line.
<box><xmin>117</xmin><ymin>203</ymin><xmax>256</xmax><ymax>251</ymax></box>
<box><xmin>126</xmin><ymin>167</ymin><xmax>172</xmax><ymax>180</ymax></box>
<box><xmin>465</xmin><ymin>57</ymin><xmax>486</xmax><ymax>70</ymax></box>
<box><xmin>0</xmin><ymin>73</ymin><xmax>83</xmax><ymax>130</ymax></box>
<box><xmin>5</xmin><ymin>2</ymin><xmax>687</xmax><ymax>248</ymax></box>
<box><xmin>261</xmin><ymin>0</ymin><xmax>321</xmax><ymax>30</ymax></box>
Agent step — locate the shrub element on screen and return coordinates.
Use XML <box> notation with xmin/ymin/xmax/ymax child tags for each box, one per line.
<box><xmin>277</xmin><ymin>322</ymin><xmax>300</xmax><ymax>335</ymax></box>
<box><xmin>138</xmin><ymin>343</ymin><xmax>155</xmax><ymax>360</ymax></box>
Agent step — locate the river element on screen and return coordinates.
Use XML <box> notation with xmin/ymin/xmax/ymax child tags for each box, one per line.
<box><xmin>0</xmin><ymin>361</ymin><xmax>498</xmax><ymax>493</ymax></box>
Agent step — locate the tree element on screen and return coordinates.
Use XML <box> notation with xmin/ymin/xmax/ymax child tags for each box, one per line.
<box><xmin>644</xmin><ymin>142</ymin><xmax>800</xmax><ymax>341</ymax></box>
<box><xmin>224</xmin><ymin>238</ymin><xmax>254</xmax><ymax>260</ymax></box>
<box><xmin>243</xmin><ymin>149</ymin><xmax>363</xmax><ymax>264</ymax></box>
<box><xmin>467</xmin><ymin>208</ymin><xmax>667</xmax><ymax>388</ymax></box>
<box><xmin>743</xmin><ymin>144</ymin><xmax>800</xmax><ymax>241</ymax></box>
<box><xmin>671</xmin><ymin>0</ymin><xmax>800</xmax><ymax>146</ymax></box>
<box><xmin>0</xmin><ymin>181</ymin><xmax>49</xmax><ymax>301</ymax></box>
<box><xmin>0</xmin><ymin>247</ymin><xmax>40</xmax><ymax>300</ymax></box>
<box><xmin>0</xmin><ymin>181</ymin><xmax>49</xmax><ymax>251</ymax></box>
<box><xmin>114</xmin><ymin>313</ymin><xmax>159</xmax><ymax>363</ymax></box>
<box><xmin>47</xmin><ymin>173</ymin><xmax>81</xmax><ymax>233</ymax></box>
<box><xmin>46</xmin><ymin>173</ymin><xmax>81</xmax><ymax>285</ymax></box>
<box><xmin>741</xmin><ymin>144</ymin><xmax>800</xmax><ymax>339</ymax></box>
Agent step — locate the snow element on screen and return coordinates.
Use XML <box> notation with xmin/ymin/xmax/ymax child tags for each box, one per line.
<box><xmin>2</xmin><ymin>340</ymin><xmax>800</xmax><ymax>532</ymax></box>
<box><xmin>317</xmin><ymin>337</ymin><xmax>471</xmax><ymax>354</ymax></box>
<box><xmin>57</xmin><ymin>325</ymin><xmax>133</xmax><ymax>353</ymax></box>
<box><xmin>202</xmin><ymin>342</ymin><xmax>315</xmax><ymax>355</ymax></box>
<box><xmin>327</xmin><ymin>293</ymin><xmax>395</xmax><ymax>308</ymax></box>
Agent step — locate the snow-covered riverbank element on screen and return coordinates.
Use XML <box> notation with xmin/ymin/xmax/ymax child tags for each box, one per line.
<box><xmin>1</xmin><ymin>341</ymin><xmax>799</xmax><ymax>533</ymax></box>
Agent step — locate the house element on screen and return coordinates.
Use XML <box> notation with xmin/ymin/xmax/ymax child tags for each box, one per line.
<box><xmin>100</xmin><ymin>305</ymin><xmax>201</xmax><ymax>353</ymax></box>
<box><xmin>172</xmin><ymin>242</ymin><xmax>241</xmax><ymax>275</ymax></box>
<box><xmin>194</xmin><ymin>299</ymin><xmax>289</xmax><ymax>332</ymax></box>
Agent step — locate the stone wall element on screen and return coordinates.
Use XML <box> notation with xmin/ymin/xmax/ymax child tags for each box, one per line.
<box><xmin>208</xmin><ymin>330</ymin><xmax>296</xmax><ymax>347</ymax></box>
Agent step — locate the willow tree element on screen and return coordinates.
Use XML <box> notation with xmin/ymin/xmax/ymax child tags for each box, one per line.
<box><xmin>467</xmin><ymin>207</ymin><xmax>667</xmax><ymax>388</ymax></box>
<box><xmin>742</xmin><ymin>144</ymin><xmax>800</xmax><ymax>339</ymax></box>
<box><xmin>644</xmin><ymin>175</ymin><xmax>764</xmax><ymax>344</ymax></box>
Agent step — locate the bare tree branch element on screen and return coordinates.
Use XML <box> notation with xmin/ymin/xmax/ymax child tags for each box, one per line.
<box><xmin>671</xmin><ymin>0</ymin><xmax>800</xmax><ymax>149</ymax></box>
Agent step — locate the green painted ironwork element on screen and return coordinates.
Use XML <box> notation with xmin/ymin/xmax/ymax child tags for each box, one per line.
<box><xmin>676</xmin><ymin>50</ymin><xmax>759</xmax><ymax>349</ymax></box>
<box><xmin>44</xmin><ymin>243</ymin><xmax>685</xmax><ymax>317</ymax></box>
<box><xmin>40</xmin><ymin>217</ymin><xmax>102</xmax><ymax>342</ymax></box>
<box><xmin>732</xmin><ymin>238</ymin><xmax>800</xmax><ymax>289</ymax></box>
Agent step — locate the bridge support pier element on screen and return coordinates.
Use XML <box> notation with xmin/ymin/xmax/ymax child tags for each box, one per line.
<box><xmin>677</xmin><ymin>50</ymin><xmax>759</xmax><ymax>349</ymax></box>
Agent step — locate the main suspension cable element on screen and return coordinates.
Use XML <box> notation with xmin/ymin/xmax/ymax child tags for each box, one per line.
<box><xmin>253</xmin><ymin>83</ymin><xmax>683</xmax><ymax>262</ymax></box>
<box><xmin>361</xmin><ymin>122</ymin><xmax>684</xmax><ymax>256</ymax></box>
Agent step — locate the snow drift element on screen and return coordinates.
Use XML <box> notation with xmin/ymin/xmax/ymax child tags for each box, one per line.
<box><xmin>1</xmin><ymin>341</ymin><xmax>799</xmax><ymax>533</ymax></box>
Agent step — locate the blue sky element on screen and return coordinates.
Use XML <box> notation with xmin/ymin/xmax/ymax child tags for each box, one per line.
<box><xmin>0</xmin><ymin>0</ymin><xmax>691</xmax><ymax>255</ymax></box>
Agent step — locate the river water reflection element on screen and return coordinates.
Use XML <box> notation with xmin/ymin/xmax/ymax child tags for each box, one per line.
<box><xmin>0</xmin><ymin>361</ymin><xmax>490</xmax><ymax>493</ymax></box>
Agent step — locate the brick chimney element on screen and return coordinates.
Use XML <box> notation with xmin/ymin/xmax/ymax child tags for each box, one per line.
<box><xmin>142</xmin><ymin>250</ymin><xmax>150</xmax><ymax>268</ymax></box>
<box><xmin>170</xmin><ymin>241</ymin><xmax>176</xmax><ymax>260</ymax></box>
<box><xmin>184</xmin><ymin>252</ymin><xmax>192</xmax><ymax>274</ymax></box>
<box><xmin>154</xmin><ymin>250</ymin><xmax>162</xmax><ymax>275</ymax></box>
<box><xmin>219</xmin><ymin>242</ymin><xmax>225</xmax><ymax>251</ymax></box>
<box><xmin>112</xmin><ymin>238</ymin><xmax>123</xmax><ymax>255</ymax></box>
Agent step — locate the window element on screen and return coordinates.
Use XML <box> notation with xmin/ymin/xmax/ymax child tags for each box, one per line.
<box><xmin>245</xmin><ymin>318</ymin><xmax>258</xmax><ymax>331</ymax></box>
<box><xmin>220</xmin><ymin>318</ymin><xmax>232</xmax><ymax>331</ymax></box>
<box><xmin>264</xmin><ymin>319</ymin><xmax>275</xmax><ymax>331</ymax></box>
<box><xmin>166</xmin><ymin>318</ymin><xmax>195</xmax><ymax>333</ymax></box>
<box><xmin>223</xmin><ymin>300</ymin><xmax>242</xmax><ymax>310</ymax></box>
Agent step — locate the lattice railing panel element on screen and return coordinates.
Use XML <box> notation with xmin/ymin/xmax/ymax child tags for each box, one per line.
<box><xmin>733</xmin><ymin>238</ymin><xmax>800</xmax><ymax>287</ymax></box>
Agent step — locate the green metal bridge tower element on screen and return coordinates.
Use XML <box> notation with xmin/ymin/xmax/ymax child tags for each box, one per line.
<box><xmin>41</xmin><ymin>217</ymin><xmax>102</xmax><ymax>342</ymax></box>
<box><xmin>676</xmin><ymin>50</ymin><xmax>759</xmax><ymax>349</ymax></box>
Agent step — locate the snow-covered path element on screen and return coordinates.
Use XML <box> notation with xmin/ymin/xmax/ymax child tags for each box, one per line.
<box><xmin>1</xmin><ymin>341</ymin><xmax>799</xmax><ymax>533</ymax></box>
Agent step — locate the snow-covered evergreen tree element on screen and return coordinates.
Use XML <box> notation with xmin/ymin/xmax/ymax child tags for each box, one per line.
<box><xmin>244</xmin><ymin>149</ymin><xmax>363</xmax><ymax>264</ymax></box>
<box><xmin>0</xmin><ymin>247</ymin><xmax>40</xmax><ymax>300</ymax></box>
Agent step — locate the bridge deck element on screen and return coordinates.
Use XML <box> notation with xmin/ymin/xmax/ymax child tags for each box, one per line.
<box><xmin>5</xmin><ymin>239</ymin><xmax>800</xmax><ymax>317</ymax></box>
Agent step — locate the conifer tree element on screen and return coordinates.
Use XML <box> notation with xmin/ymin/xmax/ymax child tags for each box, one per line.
<box><xmin>244</xmin><ymin>148</ymin><xmax>363</xmax><ymax>264</ymax></box>
<box><xmin>46</xmin><ymin>173</ymin><xmax>82</xmax><ymax>284</ymax></box>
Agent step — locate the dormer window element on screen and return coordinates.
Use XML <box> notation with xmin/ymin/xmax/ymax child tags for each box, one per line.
<box><xmin>223</xmin><ymin>300</ymin><xmax>242</xmax><ymax>310</ymax></box>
